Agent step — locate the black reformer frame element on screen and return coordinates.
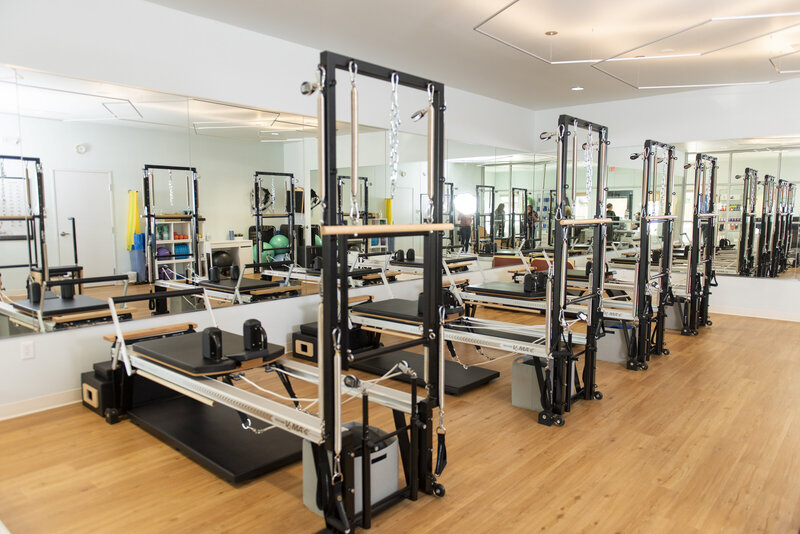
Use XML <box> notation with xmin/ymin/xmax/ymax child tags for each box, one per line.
<box><xmin>510</xmin><ymin>186</ymin><xmax>528</xmax><ymax>248</ymax></box>
<box><xmin>316</xmin><ymin>51</ymin><xmax>447</xmax><ymax>532</ymax></box>
<box><xmin>0</xmin><ymin>155</ymin><xmax>48</xmax><ymax>283</ymax></box>
<box><xmin>538</xmin><ymin>115</ymin><xmax>608</xmax><ymax>425</ymax></box>
<box><xmin>774</xmin><ymin>181</ymin><xmax>796</xmax><ymax>273</ymax></box>
<box><xmin>142</xmin><ymin>164</ymin><xmax>201</xmax><ymax>284</ymax></box>
<box><xmin>756</xmin><ymin>174</ymin><xmax>776</xmax><ymax>278</ymax></box>
<box><xmin>627</xmin><ymin>141</ymin><xmax>676</xmax><ymax>370</ymax></box>
<box><xmin>474</xmin><ymin>184</ymin><xmax>495</xmax><ymax>254</ymax></box>
<box><xmin>253</xmin><ymin>171</ymin><xmax>296</xmax><ymax>271</ymax></box>
<box><xmin>679</xmin><ymin>153</ymin><xmax>718</xmax><ymax>335</ymax></box>
<box><xmin>737</xmin><ymin>167</ymin><xmax>758</xmax><ymax>276</ymax></box>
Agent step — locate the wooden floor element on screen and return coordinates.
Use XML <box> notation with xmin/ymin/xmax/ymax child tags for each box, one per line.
<box><xmin>1</xmin><ymin>312</ymin><xmax>799</xmax><ymax>533</ymax></box>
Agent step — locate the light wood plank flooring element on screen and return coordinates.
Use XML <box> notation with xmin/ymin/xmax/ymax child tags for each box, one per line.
<box><xmin>0</xmin><ymin>312</ymin><xmax>798</xmax><ymax>533</ymax></box>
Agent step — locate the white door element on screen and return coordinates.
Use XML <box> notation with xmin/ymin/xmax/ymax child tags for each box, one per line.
<box><xmin>53</xmin><ymin>170</ymin><xmax>116</xmax><ymax>278</ymax></box>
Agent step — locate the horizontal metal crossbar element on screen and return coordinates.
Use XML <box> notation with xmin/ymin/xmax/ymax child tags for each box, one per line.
<box><xmin>131</xmin><ymin>354</ymin><xmax>325</xmax><ymax>443</ymax></box>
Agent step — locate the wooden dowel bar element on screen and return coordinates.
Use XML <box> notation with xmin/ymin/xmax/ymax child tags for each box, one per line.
<box><xmin>559</xmin><ymin>218</ymin><xmax>613</xmax><ymax>227</ymax></box>
<box><xmin>320</xmin><ymin>223</ymin><xmax>454</xmax><ymax>236</ymax></box>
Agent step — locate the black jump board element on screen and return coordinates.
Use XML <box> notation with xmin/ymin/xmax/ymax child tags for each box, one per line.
<box><xmin>391</xmin><ymin>256</ymin><xmax>475</xmax><ymax>268</ymax></box>
<box><xmin>199</xmin><ymin>278</ymin><xmax>279</xmax><ymax>292</ymax></box>
<box><xmin>352</xmin><ymin>298</ymin><xmax>421</xmax><ymax>322</ymax></box>
<box><xmin>350</xmin><ymin>350</ymin><xmax>498</xmax><ymax>395</ymax></box>
<box><xmin>132</xmin><ymin>331</ymin><xmax>284</xmax><ymax>375</ymax></box>
<box><xmin>11</xmin><ymin>294</ymin><xmax>108</xmax><ymax>316</ymax></box>
<box><xmin>128</xmin><ymin>396</ymin><xmax>302</xmax><ymax>483</ymax></box>
<box><xmin>466</xmin><ymin>281</ymin><xmax>545</xmax><ymax>300</ymax></box>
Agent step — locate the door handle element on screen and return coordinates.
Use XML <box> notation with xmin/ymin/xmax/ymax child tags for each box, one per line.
<box><xmin>60</xmin><ymin>232</ymin><xmax>70</xmax><ymax>237</ymax></box>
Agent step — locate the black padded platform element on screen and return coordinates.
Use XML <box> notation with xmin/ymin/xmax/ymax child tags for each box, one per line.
<box><xmin>11</xmin><ymin>294</ymin><xmax>109</xmax><ymax>316</ymax></box>
<box><xmin>32</xmin><ymin>264</ymin><xmax>83</xmax><ymax>276</ymax></box>
<box><xmin>199</xmin><ymin>278</ymin><xmax>279</xmax><ymax>292</ymax></box>
<box><xmin>349</xmin><ymin>350</ymin><xmax>499</xmax><ymax>395</ymax></box>
<box><xmin>391</xmin><ymin>256</ymin><xmax>476</xmax><ymax>268</ymax></box>
<box><xmin>352</xmin><ymin>298</ymin><xmax>423</xmax><ymax>323</ymax></box>
<box><xmin>128</xmin><ymin>395</ymin><xmax>302</xmax><ymax>483</ymax></box>
<box><xmin>132</xmin><ymin>331</ymin><xmax>284</xmax><ymax>375</ymax></box>
<box><xmin>465</xmin><ymin>281</ymin><xmax>545</xmax><ymax>300</ymax></box>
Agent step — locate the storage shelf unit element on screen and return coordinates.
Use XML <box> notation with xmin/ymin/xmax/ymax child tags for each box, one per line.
<box><xmin>142</xmin><ymin>164</ymin><xmax>203</xmax><ymax>283</ymax></box>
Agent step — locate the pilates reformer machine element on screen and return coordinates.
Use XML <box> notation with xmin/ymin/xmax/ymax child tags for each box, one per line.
<box><xmin>252</xmin><ymin>170</ymin><xmax>297</xmax><ymax>268</ymax></box>
<box><xmin>154</xmin><ymin>260</ymin><xmax>303</xmax><ymax>307</ymax></box>
<box><xmin>0</xmin><ymin>155</ymin><xmax>86</xmax><ymax>291</ymax></box>
<box><xmin>756</xmin><ymin>174</ymin><xmax>777</xmax><ymax>278</ymax></box>
<box><xmin>380</xmin><ymin>115</ymin><xmax>609</xmax><ymax>425</ymax></box>
<box><xmin>737</xmin><ymin>167</ymin><xmax>759</xmax><ymax>277</ymax></box>
<box><xmin>605</xmin><ymin>140</ymin><xmax>677</xmax><ymax>370</ymax></box>
<box><xmin>306</xmin><ymin>50</ymin><xmax>451</xmax><ymax>530</ymax></box>
<box><xmin>673</xmin><ymin>153</ymin><xmax>718</xmax><ymax>336</ymax></box>
<box><xmin>772</xmin><ymin>180</ymin><xmax>797</xmax><ymax>274</ymax></box>
<box><xmin>0</xmin><ymin>155</ymin><xmax>131</xmax><ymax>332</ymax></box>
<box><xmin>142</xmin><ymin>164</ymin><xmax>202</xmax><ymax>284</ymax></box>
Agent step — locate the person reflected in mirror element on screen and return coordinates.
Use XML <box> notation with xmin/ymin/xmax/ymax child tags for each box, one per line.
<box><xmin>525</xmin><ymin>204</ymin><xmax>539</xmax><ymax>249</ymax></box>
<box><xmin>457</xmin><ymin>211</ymin><xmax>472</xmax><ymax>252</ymax></box>
<box><xmin>606</xmin><ymin>203</ymin><xmax>617</xmax><ymax>218</ymax></box>
<box><xmin>495</xmin><ymin>203</ymin><xmax>505</xmax><ymax>239</ymax></box>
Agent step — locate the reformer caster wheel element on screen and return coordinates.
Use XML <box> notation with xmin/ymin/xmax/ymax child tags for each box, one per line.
<box><xmin>554</xmin><ymin>415</ymin><xmax>565</xmax><ymax>427</ymax></box>
<box><xmin>663</xmin><ymin>349</ymin><xmax>670</xmax><ymax>356</ymax></box>
<box><xmin>433</xmin><ymin>483</ymin><xmax>446</xmax><ymax>497</ymax></box>
<box><xmin>626</xmin><ymin>361</ymin><xmax>638</xmax><ymax>371</ymax></box>
<box><xmin>641</xmin><ymin>363</ymin><xmax>649</xmax><ymax>371</ymax></box>
<box><xmin>692</xmin><ymin>331</ymin><xmax>699</xmax><ymax>336</ymax></box>
<box><xmin>706</xmin><ymin>321</ymin><xmax>713</xmax><ymax>326</ymax></box>
<box><xmin>594</xmin><ymin>391</ymin><xmax>603</xmax><ymax>400</ymax></box>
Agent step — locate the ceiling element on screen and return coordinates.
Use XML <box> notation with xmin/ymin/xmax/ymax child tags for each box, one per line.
<box><xmin>146</xmin><ymin>0</ymin><xmax>800</xmax><ymax>109</ymax></box>
<box><xmin>0</xmin><ymin>66</ymin><xmax>335</xmax><ymax>142</ymax></box>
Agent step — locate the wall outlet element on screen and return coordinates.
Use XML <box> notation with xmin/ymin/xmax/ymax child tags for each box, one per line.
<box><xmin>20</xmin><ymin>341</ymin><xmax>35</xmax><ymax>360</ymax></box>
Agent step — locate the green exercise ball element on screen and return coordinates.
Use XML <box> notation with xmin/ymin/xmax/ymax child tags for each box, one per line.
<box><xmin>314</xmin><ymin>234</ymin><xmax>322</xmax><ymax>246</ymax></box>
<box><xmin>269</xmin><ymin>234</ymin><xmax>290</xmax><ymax>255</ymax></box>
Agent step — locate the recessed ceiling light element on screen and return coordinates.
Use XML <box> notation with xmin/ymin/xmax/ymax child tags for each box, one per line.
<box><xmin>271</xmin><ymin>132</ymin><xmax>280</xmax><ymax>136</ymax></box>
<box><xmin>571</xmin><ymin>86</ymin><xmax>584</xmax><ymax>91</ymax></box>
<box><xmin>545</xmin><ymin>31</ymin><xmax>558</xmax><ymax>36</ymax></box>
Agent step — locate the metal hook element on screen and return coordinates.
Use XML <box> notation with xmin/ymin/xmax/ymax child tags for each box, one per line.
<box><xmin>348</xmin><ymin>60</ymin><xmax>357</xmax><ymax>85</ymax></box>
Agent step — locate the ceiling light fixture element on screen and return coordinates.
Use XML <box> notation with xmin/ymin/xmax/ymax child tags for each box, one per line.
<box><xmin>711</xmin><ymin>12</ymin><xmax>800</xmax><ymax>21</ymax></box>
<box><xmin>271</xmin><ymin>132</ymin><xmax>280</xmax><ymax>136</ymax></box>
<box><xmin>639</xmin><ymin>81</ymin><xmax>771</xmax><ymax>89</ymax></box>
<box><xmin>545</xmin><ymin>31</ymin><xmax>558</xmax><ymax>36</ymax></box>
<box><xmin>571</xmin><ymin>86</ymin><xmax>584</xmax><ymax>91</ymax></box>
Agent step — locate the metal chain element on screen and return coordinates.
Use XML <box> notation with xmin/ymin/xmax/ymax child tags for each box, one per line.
<box><xmin>271</xmin><ymin>177</ymin><xmax>276</xmax><ymax>214</ymax></box>
<box><xmin>657</xmin><ymin>148</ymin><xmax>667</xmax><ymax>214</ymax></box>
<box><xmin>389</xmin><ymin>73</ymin><xmax>401</xmax><ymax>199</ymax></box>
<box><xmin>168</xmin><ymin>170</ymin><xmax>174</xmax><ymax>207</ymax></box>
<box><xmin>585</xmin><ymin>124</ymin><xmax>593</xmax><ymax>199</ymax></box>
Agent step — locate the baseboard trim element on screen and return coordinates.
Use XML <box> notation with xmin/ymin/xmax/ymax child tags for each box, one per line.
<box><xmin>0</xmin><ymin>389</ymin><xmax>81</xmax><ymax>421</ymax></box>
<box><xmin>711</xmin><ymin>307</ymin><xmax>800</xmax><ymax>323</ymax></box>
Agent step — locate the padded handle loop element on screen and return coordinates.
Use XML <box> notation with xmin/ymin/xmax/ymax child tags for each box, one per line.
<box><xmin>435</xmin><ymin>430</ymin><xmax>447</xmax><ymax>477</ymax></box>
